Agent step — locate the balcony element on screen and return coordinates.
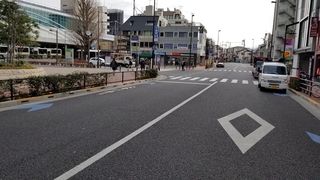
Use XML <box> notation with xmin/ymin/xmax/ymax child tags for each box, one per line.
<box><xmin>277</xmin><ymin>20</ymin><xmax>293</xmax><ymax>27</ymax></box>
<box><xmin>279</xmin><ymin>7</ymin><xmax>295</xmax><ymax>18</ymax></box>
<box><xmin>279</xmin><ymin>0</ymin><xmax>296</xmax><ymax>7</ymax></box>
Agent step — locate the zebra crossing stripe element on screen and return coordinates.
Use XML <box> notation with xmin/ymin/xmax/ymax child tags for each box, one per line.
<box><xmin>190</xmin><ymin>77</ymin><xmax>200</xmax><ymax>80</ymax></box>
<box><xmin>218</xmin><ymin>70</ymin><xmax>222</xmax><ymax>71</ymax></box>
<box><xmin>231</xmin><ymin>79</ymin><xmax>238</xmax><ymax>83</ymax></box>
<box><xmin>242</xmin><ymin>80</ymin><xmax>249</xmax><ymax>84</ymax></box>
<box><xmin>220</xmin><ymin>79</ymin><xmax>228</xmax><ymax>82</ymax></box>
<box><xmin>239</xmin><ymin>70</ymin><xmax>242</xmax><ymax>72</ymax></box>
<box><xmin>180</xmin><ymin>77</ymin><xmax>191</xmax><ymax>80</ymax></box>
<box><xmin>253</xmin><ymin>81</ymin><xmax>258</xmax><ymax>85</ymax></box>
<box><xmin>224</xmin><ymin>70</ymin><xmax>227</xmax><ymax>71</ymax></box>
<box><xmin>229</xmin><ymin>70</ymin><xmax>232</xmax><ymax>71</ymax></box>
<box><xmin>214</xmin><ymin>70</ymin><xmax>217</xmax><ymax>71</ymax></box>
<box><xmin>244</xmin><ymin>71</ymin><xmax>247</xmax><ymax>72</ymax></box>
<box><xmin>171</xmin><ymin>76</ymin><xmax>182</xmax><ymax>80</ymax></box>
<box><xmin>210</xmin><ymin>78</ymin><xmax>218</xmax><ymax>82</ymax></box>
<box><xmin>199</xmin><ymin>78</ymin><xmax>209</xmax><ymax>81</ymax></box>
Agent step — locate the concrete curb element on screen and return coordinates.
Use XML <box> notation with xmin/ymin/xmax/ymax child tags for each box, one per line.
<box><xmin>0</xmin><ymin>76</ymin><xmax>160</xmax><ymax>109</ymax></box>
<box><xmin>288</xmin><ymin>88</ymin><xmax>320</xmax><ymax>109</ymax></box>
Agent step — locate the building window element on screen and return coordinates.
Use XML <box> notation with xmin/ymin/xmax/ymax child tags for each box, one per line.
<box><xmin>179</xmin><ymin>32</ymin><xmax>188</xmax><ymax>37</ymax></box>
<box><xmin>177</xmin><ymin>44</ymin><xmax>188</xmax><ymax>50</ymax></box>
<box><xmin>149</xmin><ymin>43</ymin><xmax>153</xmax><ymax>48</ymax></box>
<box><xmin>160</xmin><ymin>32</ymin><xmax>164</xmax><ymax>37</ymax></box>
<box><xmin>189</xmin><ymin>32</ymin><xmax>192</xmax><ymax>37</ymax></box>
<box><xmin>130</xmin><ymin>21</ymin><xmax>134</xmax><ymax>26</ymax></box>
<box><xmin>298</xmin><ymin>19</ymin><xmax>307</xmax><ymax>48</ymax></box>
<box><xmin>174</xmin><ymin>44</ymin><xmax>177</xmax><ymax>49</ymax></box>
<box><xmin>140</xmin><ymin>42</ymin><xmax>144</xmax><ymax>47</ymax></box>
<box><xmin>174</xmin><ymin>32</ymin><xmax>178</xmax><ymax>37</ymax></box>
<box><xmin>165</xmin><ymin>32</ymin><xmax>173</xmax><ymax>37</ymax></box>
<box><xmin>144</xmin><ymin>42</ymin><xmax>149</xmax><ymax>47</ymax></box>
<box><xmin>164</xmin><ymin>44</ymin><xmax>173</xmax><ymax>49</ymax></box>
<box><xmin>160</xmin><ymin>44</ymin><xmax>164</xmax><ymax>49</ymax></box>
<box><xmin>193</xmin><ymin>44</ymin><xmax>197</xmax><ymax>50</ymax></box>
<box><xmin>145</xmin><ymin>21</ymin><xmax>153</xmax><ymax>26</ymax></box>
<box><xmin>144</xmin><ymin>31</ymin><xmax>152</xmax><ymax>36</ymax></box>
<box><xmin>193</xmin><ymin>32</ymin><xmax>198</xmax><ymax>38</ymax></box>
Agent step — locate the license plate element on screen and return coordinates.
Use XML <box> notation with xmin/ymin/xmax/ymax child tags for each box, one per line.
<box><xmin>270</xmin><ymin>85</ymin><xmax>278</xmax><ymax>89</ymax></box>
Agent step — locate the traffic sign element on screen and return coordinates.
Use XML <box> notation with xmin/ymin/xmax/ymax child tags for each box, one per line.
<box><xmin>284</xmin><ymin>51</ymin><xmax>290</xmax><ymax>58</ymax></box>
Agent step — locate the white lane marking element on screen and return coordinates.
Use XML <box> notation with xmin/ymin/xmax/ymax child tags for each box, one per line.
<box><xmin>214</xmin><ymin>69</ymin><xmax>217</xmax><ymax>71</ymax></box>
<box><xmin>249</xmin><ymin>71</ymin><xmax>252</xmax><ymax>73</ymax></box>
<box><xmin>180</xmin><ymin>77</ymin><xmax>191</xmax><ymax>80</ymax></box>
<box><xmin>217</xmin><ymin>108</ymin><xmax>275</xmax><ymax>154</ymax></box>
<box><xmin>224</xmin><ymin>70</ymin><xmax>227</xmax><ymax>71</ymax></box>
<box><xmin>190</xmin><ymin>77</ymin><xmax>200</xmax><ymax>81</ymax></box>
<box><xmin>229</xmin><ymin>70</ymin><xmax>232</xmax><ymax>71</ymax></box>
<box><xmin>253</xmin><ymin>81</ymin><xmax>258</xmax><ymax>85</ymax></box>
<box><xmin>210</xmin><ymin>78</ymin><xmax>219</xmax><ymax>82</ymax></box>
<box><xmin>220</xmin><ymin>79</ymin><xmax>228</xmax><ymax>82</ymax></box>
<box><xmin>218</xmin><ymin>70</ymin><xmax>222</xmax><ymax>71</ymax></box>
<box><xmin>171</xmin><ymin>76</ymin><xmax>182</xmax><ymax>80</ymax></box>
<box><xmin>242</xmin><ymin>80</ymin><xmax>249</xmax><ymax>84</ymax></box>
<box><xmin>169</xmin><ymin>76</ymin><xmax>175</xmax><ymax>78</ymax></box>
<box><xmin>151</xmin><ymin>81</ymin><xmax>211</xmax><ymax>85</ymax></box>
<box><xmin>98</xmin><ymin>91</ymin><xmax>114</xmax><ymax>95</ymax></box>
<box><xmin>244</xmin><ymin>71</ymin><xmax>247</xmax><ymax>72</ymax></box>
<box><xmin>199</xmin><ymin>78</ymin><xmax>209</xmax><ymax>81</ymax></box>
<box><xmin>231</xmin><ymin>79</ymin><xmax>238</xmax><ymax>83</ymax></box>
<box><xmin>233</xmin><ymin>64</ymin><xmax>239</xmax><ymax>70</ymax></box>
<box><xmin>238</xmin><ymin>70</ymin><xmax>242</xmax><ymax>72</ymax></box>
<box><xmin>54</xmin><ymin>82</ymin><xmax>218</xmax><ymax>180</ymax></box>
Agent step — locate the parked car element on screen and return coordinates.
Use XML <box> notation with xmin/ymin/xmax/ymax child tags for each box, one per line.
<box><xmin>0</xmin><ymin>54</ymin><xmax>5</xmax><ymax>63</ymax></box>
<box><xmin>89</xmin><ymin>57</ymin><xmax>107</xmax><ymax>66</ymax></box>
<box><xmin>258</xmin><ymin>62</ymin><xmax>289</xmax><ymax>93</ymax></box>
<box><xmin>252</xmin><ymin>60</ymin><xmax>264</xmax><ymax>79</ymax></box>
<box><xmin>216</xmin><ymin>62</ymin><xmax>224</xmax><ymax>68</ymax></box>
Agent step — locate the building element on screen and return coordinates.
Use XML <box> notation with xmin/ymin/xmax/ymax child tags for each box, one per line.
<box><xmin>60</xmin><ymin>0</ymin><xmax>73</xmax><ymax>14</ymax></box>
<box><xmin>108</xmin><ymin>9</ymin><xmax>124</xmax><ymax>35</ymax></box>
<box><xmin>271</xmin><ymin>0</ymin><xmax>297</xmax><ymax>61</ymax></box>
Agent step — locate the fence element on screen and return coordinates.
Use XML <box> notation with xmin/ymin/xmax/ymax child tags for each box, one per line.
<box><xmin>299</xmin><ymin>75</ymin><xmax>320</xmax><ymax>98</ymax></box>
<box><xmin>0</xmin><ymin>69</ymin><xmax>157</xmax><ymax>102</ymax></box>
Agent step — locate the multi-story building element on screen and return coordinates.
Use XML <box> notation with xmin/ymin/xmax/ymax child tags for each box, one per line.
<box><xmin>271</xmin><ymin>0</ymin><xmax>297</xmax><ymax>61</ymax></box>
<box><xmin>292</xmin><ymin>0</ymin><xmax>319</xmax><ymax>78</ymax></box>
<box><xmin>108</xmin><ymin>9</ymin><xmax>124</xmax><ymax>35</ymax></box>
<box><xmin>60</xmin><ymin>0</ymin><xmax>73</xmax><ymax>14</ymax></box>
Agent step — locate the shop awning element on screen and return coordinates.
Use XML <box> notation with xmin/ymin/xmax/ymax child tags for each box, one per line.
<box><xmin>139</xmin><ymin>54</ymin><xmax>152</xmax><ymax>57</ymax></box>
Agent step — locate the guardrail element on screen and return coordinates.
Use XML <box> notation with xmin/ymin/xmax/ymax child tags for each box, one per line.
<box><xmin>0</xmin><ymin>69</ymin><xmax>157</xmax><ymax>102</ymax></box>
<box><xmin>299</xmin><ymin>75</ymin><xmax>320</xmax><ymax>98</ymax></box>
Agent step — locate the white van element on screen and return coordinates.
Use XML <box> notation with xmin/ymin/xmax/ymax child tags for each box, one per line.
<box><xmin>257</xmin><ymin>62</ymin><xmax>289</xmax><ymax>93</ymax></box>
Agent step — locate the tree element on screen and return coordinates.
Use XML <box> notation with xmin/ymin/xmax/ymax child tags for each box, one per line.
<box><xmin>71</xmin><ymin>0</ymin><xmax>101</xmax><ymax>60</ymax></box>
<box><xmin>0</xmin><ymin>0</ymin><xmax>39</xmax><ymax>63</ymax></box>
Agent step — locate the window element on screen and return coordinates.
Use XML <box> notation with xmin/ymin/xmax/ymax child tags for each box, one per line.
<box><xmin>145</xmin><ymin>21</ymin><xmax>153</xmax><ymax>26</ymax></box>
<box><xmin>144</xmin><ymin>42</ymin><xmax>148</xmax><ymax>47</ymax></box>
<box><xmin>160</xmin><ymin>44</ymin><xmax>164</xmax><ymax>49</ymax></box>
<box><xmin>144</xmin><ymin>31</ymin><xmax>152</xmax><ymax>36</ymax></box>
<box><xmin>263</xmin><ymin>65</ymin><xmax>286</xmax><ymax>75</ymax></box>
<box><xmin>164</xmin><ymin>44</ymin><xmax>173</xmax><ymax>49</ymax></box>
<box><xmin>130</xmin><ymin>21</ymin><xmax>134</xmax><ymax>26</ymax></box>
<box><xmin>149</xmin><ymin>42</ymin><xmax>153</xmax><ymax>48</ymax></box>
<box><xmin>193</xmin><ymin>44</ymin><xmax>197</xmax><ymax>50</ymax></box>
<box><xmin>174</xmin><ymin>32</ymin><xmax>178</xmax><ymax>37</ymax></box>
<box><xmin>140</xmin><ymin>42</ymin><xmax>144</xmax><ymax>47</ymax></box>
<box><xmin>179</xmin><ymin>32</ymin><xmax>188</xmax><ymax>37</ymax></box>
<box><xmin>174</xmin><ymin>44</ymin><xmax>177</xmax><ymax>49</ymax></box>
<box><xmin>165</xmin><ymin>32</ymin><xmax>173</xmax><ymax>37</ymax></box>
<box><xmin>298</xmin><ymin>19</ymin><xmax>307</xmax><ymax>48</ymax></box>
<box><xmin>189</xmin><ymin>32</ymin><xmax>192</xmax><ymax>37</ymax></box>
<box><xmin>177</xmin><ymin>44</ymin><xmax>188</xmax><ymax>50</ymax></box>
<box><xmin>193</xmin><ymin>32</ymin><xmax>198</xmax><ymax>38</ymax></box>
<box><xmin>160</xmin><ymin>32</ymin><xmax>164</xmax><ymax>37</ymax></box>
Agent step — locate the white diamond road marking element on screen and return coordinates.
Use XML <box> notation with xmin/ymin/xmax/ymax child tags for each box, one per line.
<box><xmin>199</xmin><ymin>78</ymin><xmax>209</xmax><ymax>81</ymax></box>
<box><xmin>210</xmin><ymin>78</ymin><xmax>219</xmax><ymax>82</ymax></box>
<box><xmin>190</xmin><ymin>77</ymin><xmax>200</xmax><ymax>81</ymax></box>
<box><xmin>231</xmin><ymin>79</ymin><xmax>238</xmax><ymax>83</ymax></box>
<box><xmin>253</xmin><ymin>81</ymin><xmax>258</xmax><ymax>85</ymax></box>
<box><xmin>180</xmin><ymin>77</ymin><xmax>191</xmax><ymax>80</ymax></box>
<box><xmin>217</xmin><ymin>108</ymin><xmax>275</xmax><ymax>154</ymax></box>
<box><xmin>242</xmin><ymin>80</ymin><xmax>249</xmax><ymax>84</ymax></box>
<box><xmin>171</xmin><ymin>76</ymin><xmax>182</xmax><ymax>80</ymax></box>
<box><xmin>220</xmin><ymin>79</ymin><xmax>228</xmax><ymax>82</ymax></box>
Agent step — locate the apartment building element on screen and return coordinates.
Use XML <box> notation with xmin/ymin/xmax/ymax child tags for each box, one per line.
<box><xmin>108</xmin><ymin>9</ymin><xmax>124</xmax><ymax>35</ymax></box>
<box><xmin>271</xmin><ymin>0</ymin><xmax>296</xmax><ymax>61</ymax></box>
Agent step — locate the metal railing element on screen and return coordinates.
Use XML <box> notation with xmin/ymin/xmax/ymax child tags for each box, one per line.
<box><xmin>299</xmin><ymin>75</ymin><xmax>320</xmax><ymax>98</ymax></box>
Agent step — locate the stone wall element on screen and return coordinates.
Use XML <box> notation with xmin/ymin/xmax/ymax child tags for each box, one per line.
<box><xmin>0</xmin><ymin>68</ymin><xmax>47</xmax><ymax>80</ymax></box>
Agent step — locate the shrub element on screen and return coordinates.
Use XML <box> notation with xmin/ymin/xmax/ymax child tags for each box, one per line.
<box><xmin>289</xmin><ymin>77</ymin><xmax>300</xmax><ymax>91</ymax></box>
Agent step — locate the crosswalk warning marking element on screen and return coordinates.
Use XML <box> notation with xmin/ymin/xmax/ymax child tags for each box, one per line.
<box><xmin>210</xmin><ymin>78</ymin><xmax>219</xmax><ymax>81</ymax></box>
<box><xmin>244</xmin><ymin>71</ymin><xmax>247</xmax><ymax>72</ymax></box>
<box><xmin>253</xmin><ymin>81</ymin><xmax>258</xmax><ymax>85</ymax></box>
<box><xmin>242</xmin><ymin>80</ymin><xmax>249</xmax><ymax>84</ymax></box>
<box><xmin>199</xmin><ymin>78</ymin><xmax>209</xmax><ymax>81</ymax></box>
<box><xmin>180</xmin><ymin>77</ymin><xmax>191</xmax><ymax>80</ymax></box>
<box><xmin>239</xmin><ymin>70</ymin><xmax>242</xmax><ymax>72</ymax></box>
<box><xmin>231</xmin><ymin>79</ymin><xmax>238</xmax><ymax>83</ymax></box>
<box><xmin>171</xmin><ymin>76</ymin><xmax>183</xmax><ymax>80</ymax></box>
<box><xmin>190</xmin><ymin>77</ymin><xmax>200</xmax><ymax>80</ymax></box>
<box><xmin>220</xmin><ymin>79</ymin><xmax>228</xmax><ymax>82</ymax></box>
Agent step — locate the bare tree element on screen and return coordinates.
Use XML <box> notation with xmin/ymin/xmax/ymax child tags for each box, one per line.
<box><xmin>71</xmin><ymin>0</ymin><xmax>102</xmax><ymax>60</ymax></box>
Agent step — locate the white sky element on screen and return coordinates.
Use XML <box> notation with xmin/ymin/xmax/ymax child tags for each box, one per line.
<box><xmin>23</xmin><ymin>0</ymin><xmax>275</xmax><ymax>48</ymax></box>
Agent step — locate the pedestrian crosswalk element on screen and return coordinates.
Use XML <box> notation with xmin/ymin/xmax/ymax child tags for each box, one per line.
<box><xmin>205</xmin><ymin>69</ymin><xmax>252</xmax><ymax>73</ymax></box>
<box><xmin>168</xmin><ymin>76</ymin><xmax>258</xmax><ymax>85</ymax></box>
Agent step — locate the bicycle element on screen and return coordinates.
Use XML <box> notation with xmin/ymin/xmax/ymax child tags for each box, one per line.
<box><xmin>311</xmin><ymin>76</ymin><xmax>320</xmax><ymax>98</ymax></box>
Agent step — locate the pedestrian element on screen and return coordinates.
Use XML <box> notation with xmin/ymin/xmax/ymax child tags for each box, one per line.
<box><xmin>128</xmin><ymin>59</ymin><xmax>133</xmax><ymax>71</ymax></box>
<box><xmin>140</xmin><ymin>59</ymin><xmax>146</xmax><ymax>70</ymax></box>
<box><xmin>110</xmin><ymin>58</ymin><xmax>118</xmax><ymax>75</ymax></box>
<box><xmin>175</xmin><ymin>60</ymin><xmax>179</xmax><ymax>69</ymax></box>
<box><xmin>182</xmin><ymin>60</ymin><xmax>186</xmax><ymax>71</ymax></box>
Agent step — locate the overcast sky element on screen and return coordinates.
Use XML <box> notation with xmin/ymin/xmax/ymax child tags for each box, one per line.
<box><xmin>23</xmin><ymin>0</ymin><xmax>275</xmax><ymax>48</ymax></box>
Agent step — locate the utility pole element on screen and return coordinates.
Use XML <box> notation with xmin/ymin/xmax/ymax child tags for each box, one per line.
<box><xmin>189</xmin><ymin>14</ymin><xmax>194</xmax><ymax>69</ymax></box>
<box><xmin>151</xmin><ymin>0</ymin><xmax>155</xmax><ymax>69</ymax></box>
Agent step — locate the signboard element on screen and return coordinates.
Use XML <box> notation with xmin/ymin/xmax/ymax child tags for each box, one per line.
<box><xmin>284</xmin><ymin>51</ymin><xmax>290</xmax><ymax>58</ymax></box>
<box><xmin>65</xmin><ymin>49</ymin><xmax>74</xmax><ymax>63</ymax></box>
<box><xmin>285</xmin><ymin>39</ymin><xmax>293</xmax><ymax>48</ymax></box>
<box><xmin>172</xmin><ymin>52</ymin><xmax>181</xmax><ymax>56</ymax></box>
<box><xmin>317</xmin><ymin>24</ymin><xmax>320</xmax><ymax>54</ymax></box>
<box><xmin>310</xmin><ymin>17</ymin><xmax>318</xmax><ymax>37</ymax></box>
<box><xmin>154</xmin><ymin>26</ymin><xmax>159</xmax><ymax>42</ymax></box>
<box><xmin>131</xmin><ymin>35</ymin><xmax>139</xmax><ymax>42</ymax></box>
<box><xmin>155</xmin><ymin>52</ymin><xmax>165</xmax><ymax>55</ymax></box>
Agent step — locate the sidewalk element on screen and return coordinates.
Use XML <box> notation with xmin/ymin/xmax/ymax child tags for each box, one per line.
<box><xmin>289</xmin><ymin>88</ymin><xmax>320</xmax><ymax>109</ymax></box>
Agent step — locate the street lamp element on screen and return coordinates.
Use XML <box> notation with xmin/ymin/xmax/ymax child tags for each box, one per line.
<box><xmin>50</xmin><ymin>28</ymin><xmax>58</xmax><ymax>65</ymax></box>
<box><xmin>86</xmin><ymin>31</ymin><xmax>92</xmax><ymax>61</ymax></box>
<box><xmin>189</xmin><ymin>13</ymin><xmax>194</xmax><ymax>69</ymax></box>
<box><xmin>97</xmin><ymin>10</ymin><xmax>108</xmax><ymax>68</ymax></box>
<box><xmin>217</xmin><ymin>30</ymin><xmax>221</xmax><ymax>60</ymax></box>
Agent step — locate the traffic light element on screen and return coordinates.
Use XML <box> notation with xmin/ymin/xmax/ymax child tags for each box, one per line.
<box><xmin>199</xmin><ymin>26</ymin><xmax>204</xmax><ymax>33</ymax></box>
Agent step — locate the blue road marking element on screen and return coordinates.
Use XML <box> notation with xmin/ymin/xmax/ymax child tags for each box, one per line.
<box><xmin>273</xmin><ymin>93</ymin><xmax>288</xmax><ymax>97</ymax></box>
<box><xmin>306</xmin><ymin>131</ymin><xmax>320</xmax><ymax>144</ymax></box>
<box><xmin>13</xmin><ymin>103</ymin><xmax>53</xmax><ymax>112</ymax></box>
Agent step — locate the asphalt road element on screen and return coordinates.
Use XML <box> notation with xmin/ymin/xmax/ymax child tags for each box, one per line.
<box><xmin>1</xmin><ymin>63</ymin><xmax>320</xmax><ymax>179</ymax></box>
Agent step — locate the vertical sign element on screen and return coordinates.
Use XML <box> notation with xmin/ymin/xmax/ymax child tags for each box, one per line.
<box><xmin>154</xmin><ymin>26</ymin><xmax>159</xmax><ymax>42</ymax></box>
<box><xmin>310</xmin><ymin>17</ymin><xmax>318</xmax><ymax>37</ymax></box>
<box><xmin>65</xmin><ymin>49</ymin><xmax>74</xmax><ymax>64</ymax></box>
